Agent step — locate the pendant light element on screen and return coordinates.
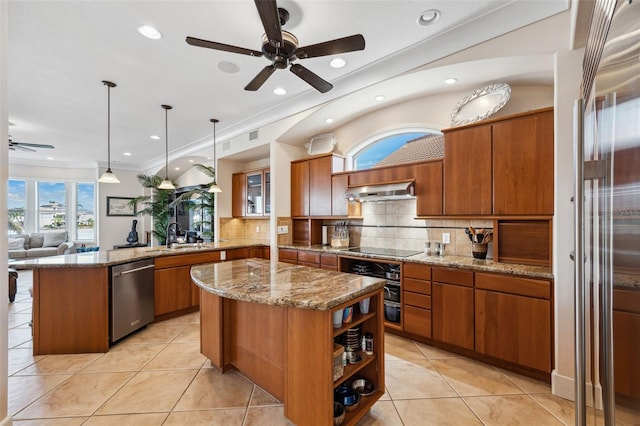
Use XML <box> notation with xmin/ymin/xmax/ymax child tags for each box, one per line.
<box><xmin>158</xmin><ymin>104</ymin><xmax>176</xmax><ymax>190</ymax></box>
<box><xmin>208</xmin><ymin>118</ymin><xmax>222</xmax><ymax>193</ymax></box>
<box><xmin>98</xmin><ymin>80</ymin><xmax>120</xmax><ymax>183</ymax></box>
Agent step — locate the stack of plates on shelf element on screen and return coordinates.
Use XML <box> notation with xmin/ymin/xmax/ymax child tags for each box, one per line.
<box><xmin>345</xmin><ymin>326</ymin><xmax>361</xmax><ymax>352</ymax></box>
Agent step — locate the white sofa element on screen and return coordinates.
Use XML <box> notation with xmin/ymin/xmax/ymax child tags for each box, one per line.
<box><xmin>8</xmin><ymin>231</ymin><xmax>74</xmax><ymax>259</ymax></box>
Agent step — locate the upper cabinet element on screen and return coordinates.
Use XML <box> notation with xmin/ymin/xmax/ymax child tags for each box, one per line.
<box><xmin>232</xmin><ymin>167</ymin><xmax>270</xmax><ymax>218</ymax></box>
<box><xmin>415</xmin><ymin>161</ymin><xmax>444</xmax><ymax>216</ymax></box>
<box><xmin>492</xmin><ymin>109</ymin><xmax>554</xmax><ymax>215</ymax></box>
<box><xmin>291</xmin><ymin>154</ymin><xmax>344</xmax><ymax>218</ymax></box>
<box><xmin>443</xmin><ymin>124</ymin><xmax>493</xmax><ymax>215</ymax></box>
<box><xmin>442</xmin><ymin>107</ymin><xmax>554</xmax><ymax>216</ymax></box>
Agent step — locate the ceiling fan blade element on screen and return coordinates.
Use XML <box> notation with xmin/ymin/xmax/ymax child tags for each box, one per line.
<box><xmin>10</xmin><ymin>142</ymin><xmax>55</xmax><ymax>149</ymax></box>
<box><xmin>245</xmin><ymin>65</ymin><xmax>277</xmax><ymax>91</ymax></box>
<box><xmin>290</xmin><ymin>64</ymin><xmax>333</xmax><ymax>93</ymax></box>
<box><xmin>12</xmin><ymin>145</ymin><xmax>36</xmax><ymax>152</ymax></box>
<box><xmin>296</xmin><ymin>34</ymin><xmax>365</xmax><ymax>59</ymax></box>
<box><xmin>254</xmin><ymin>0</ymin><xmax>282</xmax><ymax>47</ymax></box>
<box><xmin>186</xmin><ymin>36</ymin><xmax>263</xmax><ymax>57</ymax></box>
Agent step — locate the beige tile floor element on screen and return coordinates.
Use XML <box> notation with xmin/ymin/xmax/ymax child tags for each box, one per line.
<box><xmin>7</xmin><ymin>270</ymin><xmax>640</xmax><ymax>425</ymax></box>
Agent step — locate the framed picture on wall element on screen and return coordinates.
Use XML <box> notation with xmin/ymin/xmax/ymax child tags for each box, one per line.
<box><xmin>106</xmin><ymin>197</ymin><xmax>136</xmax><ymax>216</ymax></box>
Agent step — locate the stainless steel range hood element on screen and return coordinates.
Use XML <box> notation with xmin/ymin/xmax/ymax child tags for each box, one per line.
<box><xmin>345</xmin><ymin>181</ymin><xmax>415</xmax><ymax>202</ymax></box>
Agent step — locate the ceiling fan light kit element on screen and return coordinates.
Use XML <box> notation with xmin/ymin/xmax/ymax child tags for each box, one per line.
<box><xmin>98</xmin><ymin>80</ymin><xmax>120</xmax><ymax>184</ymax></box>
<box><xmin>158</xmin><ymin>104</ymin><xmax>176</xmax><ymax>190</ymax></box>
<box><xmin>186</xmin><ymin>0</ymin><xmax>365</xmax><ymax>93</ymax></box>
<box><xmin>208</xmin><ymin>118</ymin><xmax>222</xmax><ymax>193</ymax></box>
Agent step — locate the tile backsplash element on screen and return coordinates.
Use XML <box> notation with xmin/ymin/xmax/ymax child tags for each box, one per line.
<box><xmin>326</xmin><ymin>199</ymin><xmax>494</xmax><ymax>258</ymax></box>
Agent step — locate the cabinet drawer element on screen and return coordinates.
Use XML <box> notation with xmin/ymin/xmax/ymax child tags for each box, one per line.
<box><xmin>432</xmin><ymin>268</ymin><xmax>474</xmax><ymax>287</ymax></box>
<box><xmin>298</xmin><ymin>251</ymin><xmax>320</xmax><ymax>264</ymax></box>
<box><xmin>403</xmin><ymin>305</ymin><xmax>431</xmax><ymax>338</ymax></box>
<box><xmin>614</xmin><ymin>288</ymin><xmax>640</xmax><ymax>314</ymax></box>
<box><xmin>299</xmin><ymin>261</ymin><xmax>320</xmax><ymax>269</ymax></box>
<box><xmin>404</xmin><ymin>277</ymin><xmax>431</xmax><ymax>295</ymax></box>
<box><xmin>320</xmin><ymin>254</ymin><xmax>338</xmax><ymax>268</ymax></box>
<box><xmin>475</xmin><ymin>272</ymin><xmax>550</xmax><ymax>299</ymax></box>
<box><xmin>403</xmin><ymin>263</ymin><xmax>431</xmax><ymax>280</ymax></box>
<box><xmin>278</xmin><ymin>249</ymin><xmax>298</xmax><ymax>264</ymax></box>
<box><xmin>154</xmin><ymin>251</ymin><xmax>221</xmax><ymax>269</ymax></box>
<box><xmin>404</xmin><ymin>291</ymin><xmax>431</xmax><ymax>309</ymax></box>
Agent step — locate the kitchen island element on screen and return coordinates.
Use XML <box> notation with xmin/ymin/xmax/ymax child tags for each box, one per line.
<box><xmin>191</xmin><ymin>259</ymin><xmax>386</xmax><ymax>426</ymax></box>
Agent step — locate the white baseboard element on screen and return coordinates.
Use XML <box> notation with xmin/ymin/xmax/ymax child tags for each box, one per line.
<box><xmin>552</xmin><ymin>370</ymin><xmax>603</xmax><ymax>409</ymax></box>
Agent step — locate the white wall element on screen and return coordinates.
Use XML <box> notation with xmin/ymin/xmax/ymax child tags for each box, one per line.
<box><xmin>1</xmin><ymin>0</ymin><xmax>10</xmax><ymax>422</ymax></box>
<box><xmin>98</xmin><ymin>167</ymin><xmax>146</xmax><ymax>250</ymax></box>
<box><xmin>552</xmin><ymin>48</ymin><xmax>584</xmax><ymax>401</ymax></box>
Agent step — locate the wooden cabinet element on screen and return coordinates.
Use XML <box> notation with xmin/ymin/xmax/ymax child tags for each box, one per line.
<box><xmin>232</xmin><ymin>172</ymin><xmax>245</xmax><ymax>217</ymax></box>
<box><xmin>442</xmin><ymin>107</ymin><xmax>554</xmax><ymax>216</ymax></box>
<box><xmin>332</xmin><ymin>174</ymin><xmax>354</xmax><ymax>217</ymax></box>
<box><xmin>415</xmin><ymin>161</ymin><xmax>443</xmax><ymax>216</ymax></box>
<box><xmin>402</xmin><ymin>263</ymin><xmax>432</xmax><ymax>338</ymax></box>
<box><xmin>320</xmin><ymin>254</ymin><xmax>338</xmax><ymax>271</ymax></box>
<box><xmin>154</xmin><ymin>251</ymin><xmax>222</xmax><ymax>318</ymax></box>
<box><xmin>291</xmin><ymin>154</ymin><xmax>344</xmax><ymax>218</ymax></box>
<box><xmin>492</xmin><ymin>109</ymin><xmax>554</xmax><ymax>215</ymax></box>
<box><xmin>297</xmin><ymin>251</ymin><xmax>320</xmax><ymax>268</ymax></box>
<box><xmin>432</xmin><ymin>268</ymin><xmax>474</xmax><ymax>350</ymax></box>
<box><xmin>249</xmin><ymin>246</ymin><xmax>270</xmax><ymax>259</ymax></box>
<box><xmin>443</xmin><ymin>124</ymin><xmax>492</xmax><ymax>215</ymax></box>
<box><xmin>232</xmin><ymin>168</ymin><xmax>270</xmax><ymax>217</ymax></box>
<box><xmin>474</xmin><ymin>272</ymin><xmax>552</xmax><ymax>373</ymax></box>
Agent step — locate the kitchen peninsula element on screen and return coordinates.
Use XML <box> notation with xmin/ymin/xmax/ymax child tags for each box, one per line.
<box><xmin>191</xmin><ymin>259</ymin><xmax>386</xmax><ymax>426</ymax></box>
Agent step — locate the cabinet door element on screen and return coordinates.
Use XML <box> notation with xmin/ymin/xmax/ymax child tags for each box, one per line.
<box><xmin>475</xmin><ymin>289</ymin><xmax>551</xmax><ymax>372</ymax></box>
<box><xmin>246</xmin><ymin>171</ymin><xmax>263</xmax><ymax>216</ymax></box>
<box><xmin>432</xmin><ymin>283</ymin><xmax>474</xmax><ymax>350</ymax></box>
<box><xmin>154</xmin><ymin>266</ymin><xmax>192</xmax><ymax>316</ymax></box>
<box><xmin>613</xmin><ymin>310</ymin><xmax>640</xmax><ymax>398</ymax></box>
<box><xmin>492</xmin><ymin>110</ymin><xmax>554</xmax><ymax>215</ymax></box>
<box><xmin>309</xmin><ymin>156</ymin><xmax>333</xmax><ymax>216</ymax></box>
<box><xmin>404</xmin><ymin>305</ymin><xmax>431</xmax><ymax>338</ymax></box>
<box><xmin>264</xmin><ymin>170</ymin><xmax>271</xmax><ymax>215</ymax></box>
<box><xmin>443</xmin><ymin>125</ymin><xmax>492</xmax><ymax>215</ymax></box>
<box><xmin>291</xmin><ymin>161</ymin><xmax>309</xmax><ymax>217</ymax></box>
<box><xmin>232</xmin><ymin>173</ymin><xmax>246</xmax><ymax>218</ymax></box>
<box><xmin>415</xmin><ymin>161</ymin><xmax>443</xmax><ymax>216</ymax></box>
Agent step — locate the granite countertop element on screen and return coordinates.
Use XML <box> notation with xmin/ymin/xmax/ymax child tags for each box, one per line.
<box><xmin>279</xmin><ymin>244</ymin><xmax>554</xmax><ymax>280</ymax></box>
<box><xmin>9</xmin><ymin>239</ymin><xmax>269</xmax><ymax>269</ymax></box>
<box><xmin>191</xmin><ymin>258</ymin><xmax>385</xmax><ymax>310</ymax></box>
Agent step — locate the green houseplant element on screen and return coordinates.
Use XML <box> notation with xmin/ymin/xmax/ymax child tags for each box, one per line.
<box><xmin>130</xmin><ymin>174</ymin><xmax>174</xmax><ymax>245</ymax></box>
<box><xmin>171</xmin><ymin>164</ymin><xmax>216</xmax><ymax>241</ymax></box>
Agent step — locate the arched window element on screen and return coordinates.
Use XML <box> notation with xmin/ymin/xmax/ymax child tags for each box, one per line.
<box><xmin>347</xmin><ymin>128</ymin><xmax>441</xmax><ymax>170</ymax></box>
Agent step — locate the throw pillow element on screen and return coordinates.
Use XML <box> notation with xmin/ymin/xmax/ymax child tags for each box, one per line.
<box><xmin>8</xmin><ymin>237</ymin><xmax>25</xmax><ymax>250</ymax></box>
<box><xmin>29</xmin><ymin>233</ymin><xmax>45</xmax><ymax>248</ymax></box>
<box><xmin>43</xmin><ymin>231</ymin><xmax>67</xmax><ymax>248</ymax></box>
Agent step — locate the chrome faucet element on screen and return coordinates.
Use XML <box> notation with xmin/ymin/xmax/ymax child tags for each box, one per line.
<box><xmin>166</xmin><ymin>221</ymin><xmax>182</xmax><ymax>248</ymax></box>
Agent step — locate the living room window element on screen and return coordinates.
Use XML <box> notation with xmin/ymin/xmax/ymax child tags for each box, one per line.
<box><xmin>7</xmin><ymin>179</ymin><xmax>96</xmax><ymax>242</ymax></box>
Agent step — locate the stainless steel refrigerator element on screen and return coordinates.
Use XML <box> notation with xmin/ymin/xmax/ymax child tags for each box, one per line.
<box><xmin>575</xmin><ymin>0</ymin><xmax>640</xmax><ymax>424</ymax></box>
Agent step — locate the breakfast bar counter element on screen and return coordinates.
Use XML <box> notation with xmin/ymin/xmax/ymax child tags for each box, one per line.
<box><xmin>191</xmin><ymin>259</ymin><xmax>386</xmax><ymax>426</ymax></box>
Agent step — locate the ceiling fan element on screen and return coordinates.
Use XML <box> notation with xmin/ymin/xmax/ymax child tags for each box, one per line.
<box><xmin>8</xmin><ymin>137</ymin><xmax>55</xmax><ymax>152</ymax></box>
<box><xmin>186</xmin><ymin>0</ymin><xmax>365</xmax><ymax>93</ymax></box>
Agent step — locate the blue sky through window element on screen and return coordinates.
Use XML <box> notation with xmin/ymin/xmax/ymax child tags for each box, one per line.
<box><xmin>354</xmin><ymin>132</ymin><xmax>427</xmax><ymax>170</ymax></box>
<box><xmin>7</xmin><ymin>180</ymin><xmax>25</xmax><ymax>209</ymax></box>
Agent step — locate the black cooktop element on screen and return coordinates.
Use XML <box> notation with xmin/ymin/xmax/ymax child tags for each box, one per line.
<box><xmin>346</xmin><ymin>247</ymin><xmax>421</xmax><ymax>258</ymax></box>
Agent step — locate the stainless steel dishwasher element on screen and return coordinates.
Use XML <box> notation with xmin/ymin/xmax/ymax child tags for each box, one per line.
<box><xmin>110</xmin><ymin>259</ymin><xmax>155</xmax><ymax>342</ymax></box>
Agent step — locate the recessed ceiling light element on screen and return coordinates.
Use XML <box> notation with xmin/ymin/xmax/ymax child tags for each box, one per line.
<box><xmin>150</xmin><ymin>135</ymin><xmax>160</xmax><ymax>140</ymax></box>
<box><xmin>46</xmin><ymin>156</ymin><xmax>54</xmax><ymax>160</ymax></box>
<box><xmin>445</xmin><ymin>78</ymin><xmax>458</xmax><ymax>84</ymax></box>
<box><xmin>325</xmin><ymin>118</ymin><xmax>334</xmax><ymax>124</ymax></box>
<box><xmin>375</xmin><ymin>95</ymin><xmax>385</xmax><ymax>101</ymax></box>
<box><xmin>417</xmin><ymin>9</ymin><xmax>440</xmax><ymax>26</ymax></box>
<box><xmin>137</xmin><ymin>25</ymin><xmax>162</xmax><ymax>40</ymax></box>
<box><xmin>273</xmin><ymin>87</ymin><xmax>287</xmax><ymax>96</ymax></box>
<box><xmin>123</xmin><ymin>152</ymin><xmax>132</xmax><ymax>156</ymax></box>
<box><xmin>174</xmin><ymin>167</ymin><xmax>180</xmax><ymax>171</ymax></box>
<box><xmin>188</xmin><ymin>159</ymin><xmax>194</xmax><ymax>163</ymax></box>
<box><xmin>330</xmin><ymin>58</ymin><xmax>346</xmax><ymax>68</ymax></box>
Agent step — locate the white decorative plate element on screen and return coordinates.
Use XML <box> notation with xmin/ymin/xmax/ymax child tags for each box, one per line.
<box><xmin>450</xmin><ymin>83</ymin><xmax>511</xmax><ymax>126</ymax></box>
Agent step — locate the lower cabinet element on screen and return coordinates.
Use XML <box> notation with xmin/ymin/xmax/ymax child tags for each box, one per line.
<box><xmin>402</xmin><ymin>263</ymin><xmax>432</xmax><ymax>338</ymax></box>
<box><xmin>432</xmin><ymin>267</ymin><xmax>475</xmax><ymax>350</ymax></box>
<box><xmin>613</xmin><ymin>288</ymin><xmax>640</xmax><ymax>400</ymax></box>
<box><xmin>474</xmin><ymin>272</ymin><xmax>552</xmax><ymax>373</ymax></box>
<box><xmin>154</xmin><ymin>266</ymin><xmax>193</xmax><ymax>316</ymax></box>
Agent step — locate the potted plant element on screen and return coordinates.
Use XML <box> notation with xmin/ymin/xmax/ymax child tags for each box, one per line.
<box><xmin>130</xmin><ymin>174</ymin><xmax>174</xmax><ymax>245</ymax></box>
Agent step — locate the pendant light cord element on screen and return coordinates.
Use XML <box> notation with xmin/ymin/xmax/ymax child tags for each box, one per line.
<box><xmin>102</xmin><ymin>80</ymin><xmax>116</xmax><ymax>172</ymax></box>
<box><xmin>210</xmin><ymin>118</ymin><xmax>219</xmax><ymax>185</ymax></box>
<box><xmin>165</xmin><ymin>107</ymin><xmax>168</xmax><ymax>179</ymax></box>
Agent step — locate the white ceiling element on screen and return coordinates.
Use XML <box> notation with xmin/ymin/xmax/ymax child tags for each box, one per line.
<box><xmin>7</xmin><ymin>0</ymin><xmax>576</xmax><ymax>178</ymax></box>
